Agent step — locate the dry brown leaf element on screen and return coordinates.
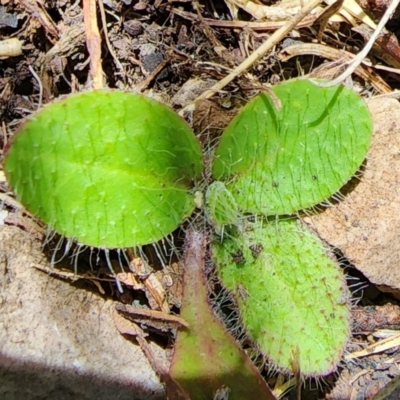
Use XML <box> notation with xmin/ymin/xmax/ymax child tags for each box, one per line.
<box><xmin>129</xmin><ymin>256</ymin><xmax>170</xmax><ymax>313</ymax></box>
<box><xmin>117</xmin><ymin>271</ymin><xmax>144</xmax><ymax>290</ymax></box>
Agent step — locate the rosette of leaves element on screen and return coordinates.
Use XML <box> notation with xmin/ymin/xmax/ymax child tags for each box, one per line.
<box><xmin>209</xmin><ymin>79</ymin><xmax>373</xmax><ymax>376</ymax></box>
<box><xmin>3</xmin><ymin>80</ymin><xmax>373</xmax><ymax>391</ymax></box>
<box><xmin>4</xmin><ymin>90</ymin><xmax>203</xmax><ymax>248</ymax></box>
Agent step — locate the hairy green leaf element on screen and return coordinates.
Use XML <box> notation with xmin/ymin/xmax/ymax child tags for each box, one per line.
<box><xmin>212</xmin><ymin>218</ymin><xmax>350</xmax><ymax>376</ymax></box>
<box><xmin>213</xmin><ymin>79</ymin><xmax>372</xmax><ymax>215</ymax></box>
<box><xmin>4</xmin><ymin>90</ymin><xmax>203</xmax><ymax>248</ymax></box>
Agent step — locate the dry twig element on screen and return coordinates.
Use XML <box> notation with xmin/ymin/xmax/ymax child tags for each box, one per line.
<box><xmin>28</xmin><ymin>66</ymin><xmax>43</xmax><ymax>109</ymax></box>
<box><xmin>315</xmin><ymin>0</ymin><xmax>345</xmax><ymax>42</ymax></box>
<box><xmin>116</xmin><ymin>303</ymin><xmax>189</xmax><ymax>328</ymax></box>
<box><xmin>83</xmin><ymin>0</ymin><xmax>104</xmax><ymax>89</ymax></box>
<box><xmin>136</xmin><ymin>54</ymin><xmax>173</xmax><ymax>92</ymax></box>
<box><xmin>172</xmin><ymin>7</ymin><xmax>322</xmax><ymax>31</ymax></box>
<box><xmin>346</xmin><ymin>331</ymin><xmax>400</xmax><ymax>360</ymax></box>
<box><xmin>311</xmin><ymin>0</ymin><xmax>400</xmax><ymax>87</ymax></box>
<box><xmin>97</xmin><ymin>0</ymin><xmax>124</xmax><ymax>77</ymax></box>
<box><xmin>280</xmin><ymin>43</ymin><xmax>392</xmax><ymax>93</ymax></box>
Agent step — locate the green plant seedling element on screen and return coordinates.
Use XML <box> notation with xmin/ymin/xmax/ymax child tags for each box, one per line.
<box><xmin>212</xmin><ymin>218</ymin><xmax>350</xmax><ymax>376</ymax></box>
<box><xmin>210</xmin><ymin>79</ymin><xmax>373</xmax><ymax>376</ymax></box>
<box><xmin>4</xmin><ymin>89</ymin><xmax>275</xmax><ymax>397</ymax></box>
<box><xmin>4</xmin><ymin>90</ymin><xmax>203</xmax><ymax>248</ymax></box>
<box><xmin>3</xmin><ymin>79</ymin><xmax>373</xmax><ymax>389</ymax></box>
<box><xmin>212</xmin><ymin>79</ymin><xmax>372</xmax><ymax>216</ymax></box>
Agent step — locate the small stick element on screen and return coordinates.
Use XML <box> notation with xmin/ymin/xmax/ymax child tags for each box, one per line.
<box><xmin>136</xmin><ymin>54</ymin><xmax>172</xmax><ymax>92</ymax></box>
<box><xmin>311</xmin><ymin>0</ymin><xmax>400</xmax><ymax>87</ymax></box>
<box><xmin>280</xmin><ymin>43</ymin><xmax>392</xmax><ymax>93</ymax></box>
<box><xmin>116</xmin><ymin>303</ymin><xmax>189</xmax><ymax>328</ymax></box>
<box><xmin>97</xmin><ymin>0</ymin><xmax>124</xmax><ymax>76</ymax></box>
<box><xmin>315</xmin><ymin>0</ymin><xmax>344</xmax><ymax>42</ymax></box>
<box><xmin>178</xmin><ymin>0</ymin><xmax>323</xmax><ymax>115</ymax></box>
<box><xmin>0</xmin><ymin>192</ymin><xmax>23</xmax><ymax>210</ymax></box>
<box><xmin>83</xmin><ymin>0</ymin><xmax>104</xmax><ymax>89</ymax></box>
<box><xmin>28</xmin><ymin>65</ymin><xmax>43</xmax><ymax>110</ymax></box>
<box><xmin>172</xmin><ymin>7</ymin><xmax>321</xmax><ymax>31</ymax></box>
